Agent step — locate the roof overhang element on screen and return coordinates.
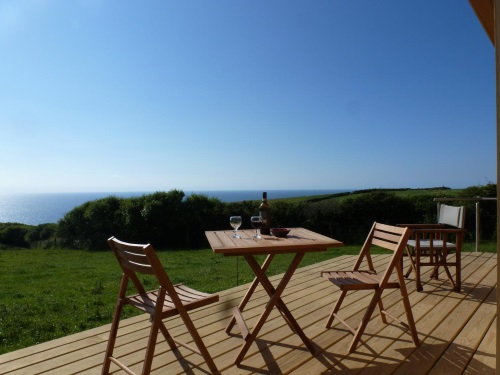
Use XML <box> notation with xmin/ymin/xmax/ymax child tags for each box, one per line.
<box><xmin>469</xmin><ymin>0</ymin><xmax>495</xmax><ymax>45</ymax></box>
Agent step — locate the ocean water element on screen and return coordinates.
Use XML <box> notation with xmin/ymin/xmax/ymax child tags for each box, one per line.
<box><xmin>0</xmin><ymin>189</ymin><xmax>349</xmax><ymax>225</ymax></box>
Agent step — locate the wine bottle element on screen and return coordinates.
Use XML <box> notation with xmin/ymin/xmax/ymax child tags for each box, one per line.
<box><xmin>259</xmin><ymin>192</ymin><xmax>270</xmax><ymax>235</ymax></box>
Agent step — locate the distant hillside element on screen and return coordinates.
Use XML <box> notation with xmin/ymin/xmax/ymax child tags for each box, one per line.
<box><xmin>277</xmin><ymin>187</ymin><xmax>461</xmax><ymax>204</ymax></box>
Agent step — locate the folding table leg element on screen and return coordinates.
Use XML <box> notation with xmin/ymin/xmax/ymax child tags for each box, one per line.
<box><xmin>234</xmin><ymin>253</ymin><xmax>315</xmax><ymax>366</ymax></box>
<box><xmin>226</xmin><ymin>254</ymin><xmax>275</xmax><ymax>334</ymax></box>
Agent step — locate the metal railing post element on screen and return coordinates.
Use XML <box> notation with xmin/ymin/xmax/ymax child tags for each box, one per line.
<box><xmin>476</xmin><ymin>200</ymin><xmax>480</xmax><ymax>252</ymax></box>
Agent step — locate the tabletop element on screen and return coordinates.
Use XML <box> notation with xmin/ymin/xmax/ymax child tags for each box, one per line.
<box><xmin>205</xmin><ymin>227</ymin><xmax>343</xmax><ymax>256</ymax></box>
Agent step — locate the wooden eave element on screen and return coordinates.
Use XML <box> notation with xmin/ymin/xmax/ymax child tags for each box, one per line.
<box><xmin>470</xmin><ymin>0</ymin><xmax>495</xmax><ymax>44</ymax></box>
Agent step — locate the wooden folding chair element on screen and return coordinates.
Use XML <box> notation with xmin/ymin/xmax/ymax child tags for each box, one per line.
<box><xmin>102</xmin><ymin>237</ymin><xmax>219</xmax><ymax>375</ymax></box>
<box><xmin>321</xmin><ymin>222</ymin><xmax>419</xmax><ymax>352</ymax></box>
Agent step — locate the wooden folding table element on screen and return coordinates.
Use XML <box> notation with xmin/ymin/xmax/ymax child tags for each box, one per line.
<box><xmin>205</xmin><ymin>227</ymin><xmax>343</xmax><ymax>365</ymax></box>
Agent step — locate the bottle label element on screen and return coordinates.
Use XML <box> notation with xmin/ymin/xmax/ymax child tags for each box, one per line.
<box><xmin>261</xmin><ymin>210</ymin><xmax>268</xmax><ymax>224</ymax></box>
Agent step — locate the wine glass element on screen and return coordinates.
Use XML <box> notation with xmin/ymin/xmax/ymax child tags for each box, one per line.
<box><xmin>230</xmin><ymin>216</ymin><xmax>242</xmax><ymax>238</ymax></box>
<box><xmin>250</xmin><ymin>215</ymin><xmax>262</xmax><ymax>239</ymax></box>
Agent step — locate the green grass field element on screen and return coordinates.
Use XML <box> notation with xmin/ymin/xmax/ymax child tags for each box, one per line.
<box><xmin>0</xmin><ymin>245</ymin><xmax>361</xmax><ymax>354</ymax></box>
<box><xmin>275</xmin><ymin>188</ymin><xmax>465</xmax><ymax>204</ymax></box>
<box><xmin>0</xmin><ymin>240</ymin><xmax>495</xmax><ymax>355</ymax></box>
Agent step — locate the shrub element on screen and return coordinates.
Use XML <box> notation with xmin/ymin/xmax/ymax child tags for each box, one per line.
<box><xmin>0</xmin><ymin>224</ymin><xmax>31</xmax><ymax>248</ymax></box>
<box><xmin>4</xmin><ymin>185</ymin><xmax>496</xmax><ymax>250</ymax></box>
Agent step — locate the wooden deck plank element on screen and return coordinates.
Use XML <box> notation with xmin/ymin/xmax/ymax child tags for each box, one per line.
<box><xmin>349</xmin><ymin>253</ymin><xmax>495</xmax><ymax>375</ymax></box>
<box><xmin>390</xmin><ymin>253</ymin><xmax>497</xmax><ymax>375</ymax></box>
<box><xmin>428</xmin><ymin>285</ymin><xmax>497</xmax><ymax>374</ymax></box>
<box><xmin>253</xmin><ymin>257</ymin><xmax>408</xmax><ymax>373</ymax></box>
<box><xmin>463</xmin><ymin>317</ymin><xmax>497</xmax><ymax>375</ymax></box>
<box><xmin>361</xmin><ymin>253</ymin><xmax>497</xmax><ymax>375</ymax></box>
<box><xmin>0</xmin><ymin>253</ymin><xmax>496</xmax><ymax>375</ymax></box>
<box><xmin>288</xmin><ymin>252</ymin><xmax>492</xmax><ymax>375</ymax></box>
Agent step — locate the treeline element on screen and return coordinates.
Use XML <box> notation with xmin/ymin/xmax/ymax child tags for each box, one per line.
<box><xmin>0</xmin><ymin>223</ymin><xmax>58</xmax><ymax>249</ymax></box>
<box><xmin>0</xmin><ymin>185</ymin><xmax>496</xmax><ymax>250</ymax></box>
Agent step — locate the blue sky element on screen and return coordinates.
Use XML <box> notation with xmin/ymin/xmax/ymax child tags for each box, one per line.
<box><xmin>0</xmin><ymin>0</ymin><xmax>495</xmax><ymax>193</ymax></box>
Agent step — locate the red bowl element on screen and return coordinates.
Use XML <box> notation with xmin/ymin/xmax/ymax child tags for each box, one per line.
<box><xmin>271</xmin><ymin>228</ymin><xmax>291</xmax><ymax>238</ymax></box>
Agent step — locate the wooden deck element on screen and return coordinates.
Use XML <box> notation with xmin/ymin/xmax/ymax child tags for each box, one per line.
<box><xmin>0</xmin><ymin>252</ymin><xmax>496</xmax><ymax>374</ymax></box>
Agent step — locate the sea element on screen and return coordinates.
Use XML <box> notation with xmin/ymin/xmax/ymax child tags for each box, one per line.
<box><xmin>0</xmin><ymin>190</ymin><xmax>350</xmax><ymax>226</ymax></box>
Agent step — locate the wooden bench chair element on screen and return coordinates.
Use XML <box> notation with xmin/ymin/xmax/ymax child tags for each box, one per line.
<box><xmin>102</xmin><ymin>237</ymin><xmax>219</xmax><ymax>375</ymax></box>
<box><xmin>399</xmin><ymin>204</ymin><xmax>465</xmax><ymax>292</ymax></box>
<box><xmin>321</xmin><ymin>222</ymin><xmax>419</xmax><ymax>352</ymax></box>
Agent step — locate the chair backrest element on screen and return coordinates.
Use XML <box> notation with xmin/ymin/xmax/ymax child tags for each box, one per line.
<box><xmin>107</xmin><ymin>237</ymin><xmax>173</xmax><ymax>295</ymax></box>
<box><xmin>438</xmin><ymin>204</ymin><xmax>465</xmax><ymax>228</ymax></box>
<box><xmin>353</xmin><ymin>222</ymin><xmax>412</xmax><ymax>285</ymax></box>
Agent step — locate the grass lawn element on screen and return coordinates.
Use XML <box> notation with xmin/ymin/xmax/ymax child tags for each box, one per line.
<box><xmin>0</xmin><ymin>241</ymin><xmax>495</xmax><ymax>354</ymax></box>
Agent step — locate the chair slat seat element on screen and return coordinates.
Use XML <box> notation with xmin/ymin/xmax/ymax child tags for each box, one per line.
<box><xmin>320</xmin><ymin>222</ymin><xmax>419</xmax><ymax>353</ymax></box>
<box><xmin>125</xmin><ymin>286</ymin><xmax>218</xmax><ymax>318</ymax></box>
<box><xmin>175</xmin><ymin>284</ymin><xmax>219</xmax><ymax>304</ymax></box>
